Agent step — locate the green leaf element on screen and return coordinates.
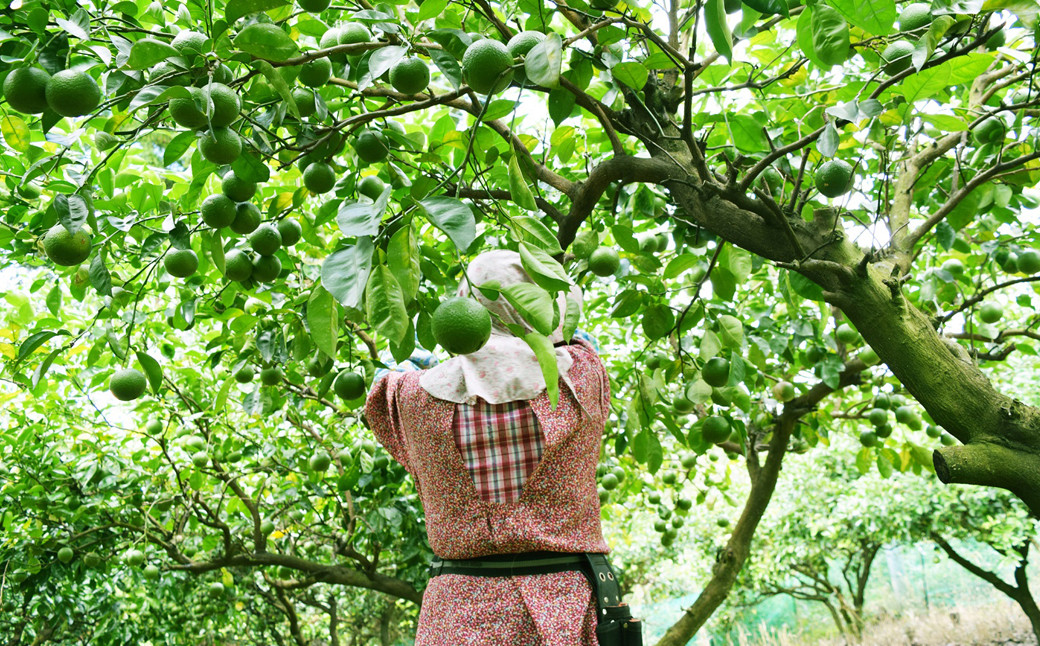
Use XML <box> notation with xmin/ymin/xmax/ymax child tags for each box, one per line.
<box><xmin>1</xmin><ymin>115</ymin><xmax>30</xmax><ymax>153</ymax></box>
<box><xmin>256</xmin><ymin>60</ymin><xmax>299</xmax><ymax>119</ymax></box>
<box><xmin>717</xmin><ymin>315</ymin><xmax>744</xmax><ymax>348</ymax></box>
<box><xmin>89</xmin><ymin>253</ymin><xmax>112</xmax><ymax>297</ymax></box>
<box><xmin>811</xmin><ymin>5</ymin><xmax>850</xmax><ymax>66</ymax></box>
<box><xmin>611</xmin><ymin>290</ymin><xmax>643</xmax><ymax>318</ymax></box>
<box><xmin>307</xmin><ymin>284</ymin><xmax>339</xmax><ymax>360</ymax></box>
<box><xmin>562</xmin><ymin>296</ymin><xmax>580</xmax><ymax>341</ymax></box>
<box><xmin>502</xmin><ymin>283</ymin><xmax>555</xmax><ymax>335</ymax></box>
<box><xmin>163</xmin><ymin>130</ymin><xmax>196</xmax><ymax>166</ymax></box>
<box><xmin>234</xmin><ymin>23</ymin><xmax>298</xmax><ymax>62</ymax></box>
<box><xmin>910</xmin><ymin>445</ymin><xmax>936</xmax><ymax>472</ymax></box>
<box><xmin>337</xmin><ymin>189</ymin><xmax>390</xmax><ymax>237</ymax></box>
<box><xmin>321</xmin><ymin>238</ymin><xmax>374</xmax><ymax>309</ymax></box>
<box><xmin>818</xmin><ymin>122</ymin><xmax>839</xmax><ymax>157</ymax></box>
<box><xmin>727</xmin><ymin>114</ymin><xmax>769</xmax><ymax>153</ymax></box>
<box><xmin>428</xmin><ymin>48</ymin><xmax>462</xmax><ymax>90</ymax></box>
<box><xmin>508</xmin><ymin>153</ymin><xmax>538</xmax><ymax>211</ymax></box>
<box><xmin>416</xmin><ymin>0</ymin><xmax>449</xmax><ymax>21</ymax></box>
<box><xmin>877</xmin><ymin>452</ymin><xmax>894</xmax><ymax>478</ymax></box>
<box><xmin>788</xmin><ymin>271</ymin><xmax>825</xmax><ymax>301</ymax></box>
<box><xmin>388</xmin><ymin>224</ymin><xmax>421</xmax><ymax>302</ymax></box>
<box><xmin>365</xmin><ymin>266</ymin><xmax>409</xmax><ymax>346</ymax></box>
<box><xmin>982</xmin><ymin>0</ymin><xmax>1038</xmax><ymax>27</ymax></box>
<box><xmin>856</xmin><ymin>447</ymin><xmax>872</xmax><ymax>474</ymax></box>
<box><xmin>523</xmin><ymin>331</ymin><xmax>559</xmax><ymax>408</ymax></box>
<box><xmin>135</xmin><ymin>350</ymin><xmax>163</xmax><ymax>395</ymax></box>
<box><xmin>742</xmin><ymin>0</ymin><xmax>787</xmax><ymax>16</ymax></box>
<box><xmin>796</xmin><ymin>8</ymin><xmax>827</xmax><ymax>69</ymax></box>
<box><xmin>898</xmin><ymin>62</ymin><xmax>952</xmax><ymax>103</ymax></box>
<box><xmin>830</xmin><ymin>0</ymin><xmax>895</xmax><ymax>35</ymax></box>
<box><xmin>913</xmin><ymin>16</ymin><xmax>954</xmax><ymax>70</ymax></box>
<box><xmin>664</xmin><ymin>254</ymin><xmax>700</xmax><ymax>279</ymax></box>
<box><xmin>632</xmin><ymin>428</ymin><xmax>664</xmax><ymax>473</ymax></box>
<box><xmin>368</xmin><ymin>46</ymin><xmax>406</xmax><ymax>80</ymax></box>
<box><xmin>519</xmin><ymin>242</ymin><xmax>572</xmax><ymax>292</ymax></box>
<box><xmin>611</xmin><ymin>61</ymin><xmax>649</xmax><ymax>89</ymax></box>
<box><xmin>704</xmin><ymin>0</ymin><xmax>734</xmax><ymax>61</ymax></box>
<box><xmin>16</xmin><ymin>330</ymin><xmax>69</xmax><ymax>362</ymax></box>
<box><xmin>225</xmin><ymin>0</ymin><xmax>289</xmax><ymax>23</ymax></box>
<box><xmin>126</xmin><ymin>38</ymin><xmax>179</xmax><ymax>70</ymax></box>
<box><xmin>512</xmin><ymin>216</ymin><xmax>563</xmax><ymax>255</ymax></box>
<box><xmin>525</xmin><ymin>33</ymin><xmax>562</xmax><ymax>88</ymax></box>
<box><xmin>641</xmin><ymin>304</ymin><xmax>675</xmax><ymax>340</ymax></box>
<box><xmin>700</xmin><ymin>329</ymin><xmax>722</xmax><ymax>359</ymax></box>
<box><xmin>420</xmin><ymin>196</ymin><xmax>476</xmax><ymax>251</ymax></box>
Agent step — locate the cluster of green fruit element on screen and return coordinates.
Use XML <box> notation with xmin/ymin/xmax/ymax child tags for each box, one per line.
<box><xmin>857</xmin><ymin>392</ymin><xmax>955</xmax><ymax>447</ymax></box>
<box><xmin>647</xmin><ymin>482</ymin><xmax>695</xmax><ymax>547</ymax></box>
<box><xmin>3</xmin><ymin>65</ymin><xmax>101</xmax><ymax>118</ymax></box>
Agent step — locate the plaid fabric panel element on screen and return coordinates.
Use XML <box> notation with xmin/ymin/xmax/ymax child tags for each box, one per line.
<box><xmin>452</xmin><ymin>399</ymin><xmax>545</xmax><ymax>504</ymax></box>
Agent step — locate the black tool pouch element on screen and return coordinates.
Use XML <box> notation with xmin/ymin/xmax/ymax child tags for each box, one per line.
<box><xmin>583</xmin><ymin>554</ymin><xmax>643</xmax><ymax>646</ymax></box>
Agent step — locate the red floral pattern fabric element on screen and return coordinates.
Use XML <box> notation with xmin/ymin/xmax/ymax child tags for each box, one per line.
<box><xmin>453</xmin><ymin>399</ymin><xmax>545</xmax><ymax>504</ymax></box>
<box><xmin>365</xmin><ymin>340</ymin><xmax>611</xmax><ymax>645</ymax></box>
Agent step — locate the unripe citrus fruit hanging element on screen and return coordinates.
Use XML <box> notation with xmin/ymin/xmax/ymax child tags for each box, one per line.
<box><xmin>224</xmin><ymin>249</ymin><xmax>253</xmax><ymax>282</ymax></box>
<box><xmin>298</xmin><ymin>57</ymin><xmax>333</xmax><ymax>87</ymax></box>
<box><xmin>898</xmin><ymin>3</ymin><xmax>931</xmax><ymax>31</ymax></box>
<box><xmin>169</xmin><ymin>87</ymin><xmax>208</xmax><ymax>129</ymax></box>
<box><xmin>881</xmin><ymin>40</ymin><xmax>914</xmax><ymax>76</ymax></box>
<box><xmin>299</xmin><ymin>0</ymin><xmax>331</xmax><ymax>11</ymax></box>
<box><xmin>110</xmin><ymin>368</ymin><xmax>147</xmax><ymax>401</ymax></box>
<box><xmin>46</xmin><ymin>70</ymin><xmax>101</xmax><ymax>117</ymax></box>
<box><xmin>292</xmin><ymin>87</ymin><xmax>317</xmax><ymax>117</ymax></box>
<box><xmin>221</xmin><ymin>170</ymin><xmax>256</xmax><ymax>202</ymax></box>
<box><xmin>389</xmin><ymin>57</ymin><xmax>430</xmax><ymax>95</ymax></box>
<box><xmin>234</xmin><ymin>364</ymin><xmax>255</xmax><ymax>383</ymax></box>
<box><xmin>200</xmin><ymin>83</ymin><xmax>241</xmax><ymax>127</ymax></box>
<box><xmin>432</xmin><ymin>297</ymin><xmax>493</xmax><ymax>354</ymax></box>
<box><xmin>462</xmin><ymin>39</ymin><xmax>514</xmax><ymax>95</ymax></box>
<box><xmin>835</xmin><ymin>323</ymin><xmax>859</xmax><ymax>344</ymax></box>
<box><xmin>339</xmin><ymin>23</ymin><xmax>371</xmax><ymax>45</ymax></box>
<box><xmin>172</xmin><ymin>30</ymin><xmax>207</xmax><ymax>57</ymax></box>
<box><xmin>277</xmin><ymin>218</ymin><xmax>302</xmax><ymax>246</ymax></box>
<box><xmin>588</xmin><ymin>247</ymin><xmax>620</xmax><ymax>277</ymax></box>
<box><xmin>859</xmin><ymin>430</ymin><xmax>878</xmax><ymax>447</ymax></box>
<box><xmin>979</xmin><ymin>301</ymin><xmax>1003</xmax><ymax>323</ymax></box>
<box><xmin>125</xmin><ymin>549</ymin><xmax>146</xmax><ymax>567</ymax></box>
<box><xmin>43</xmin><ymin>224</ymin><xmax>92</xmax><ymax>266</ymax></box>
<box><xmin>334</xmin><ymin>370</ymin><xmax>366</xmax><ymax>399</ymax></box>
<box><xmin>701</xmin><ymin>357</ymin><xmax>730</xmax><ymax>387</ymax></box>
<box><xmin>303</xmin><ymin>162</ymin><xmax>336</xmax><ymax>193</ymax></box>
<box><xmin>358</xmin><ymin>175</ymin><xmax>386</xmax><ymax>200</ymax></box>
<box><xmin>309</xmin><ymin>452</ymin><xmax>332</xmax><ymax>472</ymax></box>
<box><xmin>772</xmin><ymin>380</ymin><xmax>795</xmax><ymax>402</ymax></box>
<box><xmin>164</xmin><ymin>248</ymin><xmax>199</xmax><ymax>277</ymax></box>
<box><xmin>230</xmin><ymin>202</ymin><xmax>261</xmax><ymax>235</ymax></box>
<box><xmin>507</xmin><ymin>31</ymin><xmax>545</xmax><ymax>86</ymax></box>
<box><xmin>260</xmin><ymin>366</ymin><xmax>283</xmax><ymax>385</ymax></box>
<box><xmin>973</xmin><ymin>117</ymin><xmax>1005</xmax><ymax>145</ymax></box>
<box><xmin>353</xmin><ymin>130</ymin><xmax>389</xmax><ymax>163</ymax></box>
<box><xmin>251</xmin><ymin>255</ymin><xmax>282</xmax><ymax>282</ymax></box>
<box><xmin>1016</xmin><ymin>249</ymin><xmax>1040</xmax><ymax>275</ymax></box>
<box><xmin>3</xmin><ymin>67</ymin><xmax>51</xmax><ymax>114</ymax></box>
<box><xmin>701</xmin><ymin>416</ymin><xmax>731</xmax><ymax>443</ymax></box>
<box><xmin>248</xmin><ymin>223</ymin><xmax>282</xmax><ymax>256</ymax></box>
<box><xmin>201</xmin><ymin>194</ymin><xmax>236</xmax><ymax>228</ymax></box>
<box><xmin>57</xmin><ymin>546</ymin><xmax>74</xmax><ymax>563</ymax></box>
<box><xmin>815</xmin><ymin>159</ymin><xmax>853</xmax><ymax>197</ymax></box>
<box><xmin>199</xmin><ymin>127</ymin><xmax>242</xmax><ymax>164</ymax></box>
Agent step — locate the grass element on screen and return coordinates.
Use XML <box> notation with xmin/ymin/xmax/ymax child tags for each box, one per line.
<box><xmin>725</xmin><ymin>600</ymin><xmax>1036</xmax><ymax>645</ymax></box>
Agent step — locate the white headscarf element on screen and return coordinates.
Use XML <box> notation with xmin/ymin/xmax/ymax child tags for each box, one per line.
<box><xmin>419</xmin><ymin>250</ymin><xmax>581</xmax><ymax>405</ymax></box>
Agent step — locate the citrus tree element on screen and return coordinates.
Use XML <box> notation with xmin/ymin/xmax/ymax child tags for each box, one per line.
<box><xmin>1</xmin><ymin>0</ymin><xmax>1039</xmax><ymax>643</ymax></box>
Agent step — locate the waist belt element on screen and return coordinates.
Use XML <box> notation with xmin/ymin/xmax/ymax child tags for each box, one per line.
<box><xmin>429</xmin><ymin>551</ymin><xmax>642</xmax><ymax>646</ymax></box>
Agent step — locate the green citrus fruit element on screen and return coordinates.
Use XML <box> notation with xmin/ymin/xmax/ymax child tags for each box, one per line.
<box><xmin>941</xmin><ymin>258</ymin><xmax>964</xmax><ymax>277</ymax></box>
<box><xmin>309</xmin><ymin>452</ymin><xmax>332</xmax><ymax>472</ymax></box>
<box><xmin>199</xmin><ymin>127</ymin><xmax>242</xmax><ymax>164</ymax></box>
<box><xmin>772</xmin><ymin>380</ymin><xmax>795</xmax><ymax>402</ymax></box>
<box><xmin>815</xmin><ymin>159</ymin><xmax>854</xmax><ymax>197</ymax></box>
<box><xmin>979</xmin><ymin>301</ymin><xmax>1003</xmax><ymax>323</ymax></box>
<box><xmin>43</xmin><ymin>224</ymin><xmax>92</xmax><ymax>266</ymax></box>
<box><xmin>200</xmin><ymin>83</ymin><xmax>241</xmax><ymax>127</ymax></box>
<box><xmin>125</xmin><ymin>549</ymin><xmax>146</xmax><ymax>567</ymax></box>
<box><xmin>298</xmin><ymin>56</ymin><xmax>333</xmax><ymax>87</ymax></box>
<box><xmin>210</xmin><ymin>63</ymin><xmax>234</xmax><ymax>85</ymax></box>
<box><xmin>224</xmin><ymin>249</ymin><xmax>253</xmax><ymax>282</ymax></box>
<box><xmin>876</xmin><ymin>423</ymin><xmax>894</xmax><ymax>438</ymax></box>
<box><xmin>3</xmin><ymin>67</ymin><xmax>51</xmax><ymax>114</ymax></box>
<box><xmin>57</xmin><ymin>546</ymin><xmax>74</xmax><ymax>563</ymax></box>
<box><xmin>260</xmin><ymin>366</ymin><xmax>283</xmax><ymax>386</ymax></box>
<box><xmin>164</xmin><ymin>248</ymin><xmax>199</xmax><ymax>277</ymax></box>
<box><xmin>84</xmin><ymin>552</ymin><xmax>102</xmax><ymax>568</ymax></box>
<box><xmin>110</xmin><ymin>368</ymin><xmax>147</xmax><ymax>401</ymax></box>
<box><xmin>209</xmin><ymin>582</ymin><xmax>225</xmax><ymax>596</ymax></box>
<box><xmin>230</xmin><ymin>202</ymin><xmax>261</xmax><ymax>235</ymax></box>
<box><xmin>894</xmin><ymin>405</ymin><xmax>915</xmax><ymax>424</ymax></box>
<box><xmin>339</xmin><ymin>23</ymin><xmax>372</xmax><ymax>45</ymax></box>
<box><xmin>881</xmin><ymin>40</ymin><xmax>914</xmax><ymax>76</ymax></box>
<box><xmin>277</xmin><ymin>217</ymin><xmax>302</xmax><ymax>246</ymax></box>
<box><xmin>143</xmin><ymin>564</ymin><xmax>160</xmax><ymax>580</ymax></box>
<box><xmin>248</xmin><ymin>223</ymin><xmax>282</xmax><ymax>256</ymax></box>
<box><xmin>151</xmin><ymin>61</ymin><xmax>191</xmax><ymax>86</ymax></box>
<box><xmin>358</xmin><ymin>175</ymin><xmax>386</xmax><ymax>200</ymax></box>
<box><xmin>973</xmin><ymin>117</ymin><xmax>1005</xmax><ymax>145</ymax></box>
<box><xmin>673</xmin><ymin>394</ymin><xmax>695</xmax><ymax>413</ymax></box>
<box><xmin>319</xmin><ymin>27</ymin><xmax>342</xmax><ymax>51</ymax></box>
<box><xmin>303</xmin><ymin>162</ymin><xmax>336</xmax><ymax>193</ymax></box>
<box><xmin>389</xmin><ymin>57</ymin><xmax>430</xmax><ymax>95</ymax></box>
<box><xmin>145</xmin><ymin>419</ymin><xmax>164</xmax><ymax>435</ymax></box>
<box><xmin>201</xmin><ymin>194</ymin><xmax>237</xmax><ymax>228</ymax></box>
<box><xmin>292</xmin><ymin>87</ymin><xmax>317</xmax><ymax>117</ymax></box>
<box><xmin>191</xmin><ymin>451</ymin><xmax>210</xmax><ymax>468</ymax></box>
<box><xmin>940</xmin><ymin>432</ymin><xmax>957</xmax><ymax>446</ymax></box>
<box><xmin>858</xmin><ymin>346</ymin><xmax>880</xmax><ymax>366</ymax></box>
<box><xmin>836</xmin><ymin>323</ymin><xmax>859</xmax><ymax>344</ymax></box>
<box><xmin>571</xmin><ymin>231</ymin><xmax>598</xmax><ymax>259</ymax></box>
<box><xmin>234</xmin><ymin>364</ymin><xmax>255</xmax><ymax>383</ymax></box>
<box><xmin>172</xmin><ymin>30</ymin><xmax>208</xmax><ymax>57</ymax></box>
<box><xmin>334</xmin><ymin>370</ymin><xmax>366</xmax><ymax>399</ymax></box>
<box><xmin>898</xmin><ymin>3</ymin><xmax>931</xmax><ymax>31</ymax></box>
<box><xmin>701</xmin><ymin>357</ymin><xmax>730</xmax><ymax>388</ymax></box>
<box><xmin>169</xmin><ymin>87</ymin><xmax>208</xmax><ymax>128</ymax></box>
<box><xmin>462</xmin><ymin>39</ymin><xmax>514</xmax><ymax>95</ymax></box>
<box><xmin>299</xmin><ymin>0</ymin><xmax>331</xmax><ymax>11</ymax></box>
<box><xmin>868</xmin><ymin>408</ymin><xmax>888</xmax><ymax>427</ymax></box>
<box><xmin>859</xmin><ymin>430</ymin><xmax>879</xmax><ymax>447</ymax></box>
<box><xmin>221</xmin><ymin>170</ymin><xmax>256</xmax><ymax>202</ymax></box>
<box><xmin>600</xmin><ymin>473</ymin><xmax>618</xmax><ymax>490</ymax></box>
<box><xmin>353</xmin><ymin>130</ymin><xmax>389</xmax><ymax>163</ymax></box>
<box><xmin>701</xmin><ymin>416</ymin><xmax>731</xmax><ymax>443</ymax></box>
<box><xmin>1016</xmin><ymin>249</ymin><xmax>1040</xmax><ymax>274</ymax></box>
<box><xmin>251</xmin><ymin>255</ymin><xmax>282</xmax><ymax>282</ymax></box>
<box><xmin>926</xmin><ymin>424</ymin><xmax>941</xmax><ymax>438</ymax></box>
<box><xmin>588</xmin><ymin>247</ymin><xmax>620</xmax><ymax>276</ymax></box>
<box><xmin>432</xmin><ymin>297</ymin><xmax>493</xmax><ymax>354</ymax></box>
<box><xmin>46</xmin><ymin>69</ymin><xmax>102</xmax><ymax>117</ymax></box>
<box><xmin>307</xmin><ymin>354</ymin><xmax>333</xmax><ymax>377</ymax></box>
<box><xmin>507</xmin><ymin>31</ymin><xmax>545</xmax><ymax>65</ymax></box>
